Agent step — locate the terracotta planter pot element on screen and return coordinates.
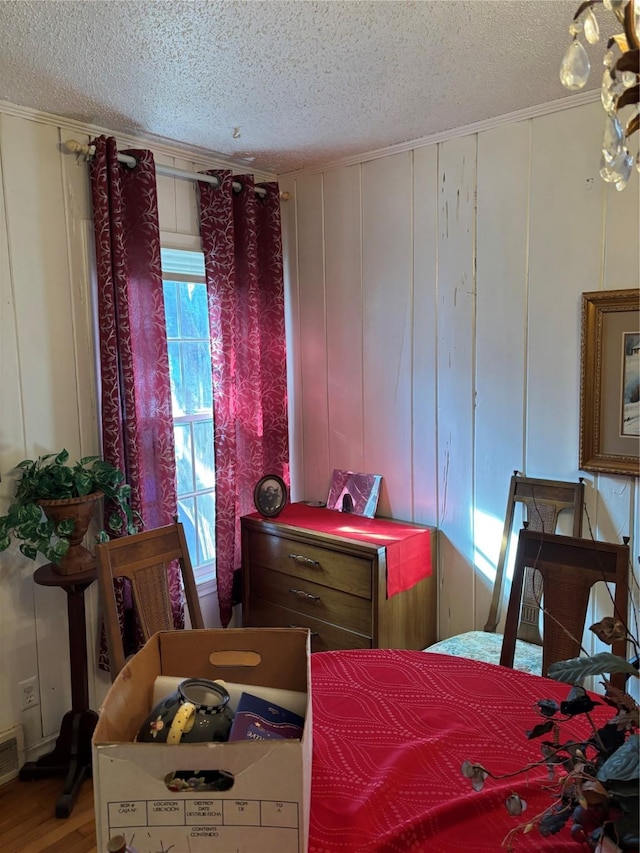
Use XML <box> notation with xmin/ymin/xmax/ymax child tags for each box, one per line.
<box><xmin>38</xmin><ymin>491</ymin><xmax>103</xmax><ymax>575</ymax></box>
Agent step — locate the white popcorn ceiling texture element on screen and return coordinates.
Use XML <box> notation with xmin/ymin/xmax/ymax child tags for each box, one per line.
<box><xmin>0</xmin><ymin>0</ymin><xmax>603</xmax><ymax>174</ymax></box>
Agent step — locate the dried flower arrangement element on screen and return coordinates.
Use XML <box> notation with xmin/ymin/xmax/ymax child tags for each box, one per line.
<box><xmin>462</xmin><ymin>616</ymin><xmax>639</xmax><ymax>852</ymax></box>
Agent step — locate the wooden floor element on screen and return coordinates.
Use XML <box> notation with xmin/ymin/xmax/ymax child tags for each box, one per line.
<box><xmin>0</xmin><ymin>775</ymin><xmax>97</xmax><ymax>853</ymax></box>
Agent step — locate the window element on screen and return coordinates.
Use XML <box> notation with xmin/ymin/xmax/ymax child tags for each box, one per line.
<box><xmin>161</xmin><ymin>248</ymin><xmax>215</xmax><ymax>586</ymax></box>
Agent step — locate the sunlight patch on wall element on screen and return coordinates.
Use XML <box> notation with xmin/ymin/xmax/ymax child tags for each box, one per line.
<box><xmin>473</xmin><ymin>507</ymin><xmax>520</xmax><ymax>585</ymax></box>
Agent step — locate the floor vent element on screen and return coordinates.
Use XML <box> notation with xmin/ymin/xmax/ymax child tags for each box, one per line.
<box><xmin>0</xmin><ymin>725</ymin><xmax>25</xmax><ymax>785</ymax></box>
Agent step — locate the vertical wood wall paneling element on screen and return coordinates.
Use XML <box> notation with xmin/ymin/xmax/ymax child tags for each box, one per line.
<box><xmin>295</xmin><ymin>174</ymin><xmax>329</xmax><ymax>501</ymax></box>
<box><xmin>2</xmin><ymin>116</ymin><xmax>74</xmax><ymax>740</ymax></box>
<box><xmin>597</xmin><ymin>162</ymin><xmax>640</xmax><ymax>544</ymax></box>
<box><xmin>156</xmin><ymin>153</ymin><xmax>178</xmax><ymax>233</ymax></box>
<box><xmin>412</xmin><ymin>145</ymin><xmax>439</xmax><ymax>528</ymax></box>
<box><xmin>361</xmin><ymin>153</ymin><xmax>413</xmax><ymax>520</ymax></box>
<box><xmin>324</xmin><ymin>165</ymin><xmax>364</xmax><ymax>476</ymax></box>
<box><xmin>527</xmin><ymin>102</ymin><xmax>605</xmax><ymax>481</ymax></box>
<box><xmin>157</xmin><ymin>156</ymin><xmax>203</xmax><ymax>248</ymax></box>
<box><xmin>279</xmin><ymin>176</ymin><xmax>304</xmax><ymax>501</ymax></box>
<box><xmin>59</xmin><ymin>126</ymin><xmax>106</xmax><ymax>711</ymax></box>
<box><xmin>0</xmin><ymin>114</ymin><xmax>40</xmax><ymax>740</ymax></box>
<box><xmin>173</xmin><ymin>157</ymin><xmax>201</xmax><ymax>235</ymax></box>
<box><xmin>0</xmin><ymin>116</ymin><xmax>24</xmax><ymax>484</ymax></box>
<box><xmin>603</xmin><ymin>175</ymin><xmax>640</xmax><ymax>292</ymax></box>
<box><xmin>59</xmin><ymin>127</ymin><xmax>99</xmax><ymax>460</ymax></box>
<box><xmin>2</xmin><ymin>117</ymin><xmax>82</xmax><ymax>452</ymax></box>
<box><xmin>474</xmin><ymin>121</ymin><xmax>530</xmax><ymax>631</ymax></box>
<box><xmin>436</xmin><ymin>134</ymin><xmax>477</xmax><ymax>639</ymax></box>
<box><xmin>528</xmin><ymin>103</ymin><xmax>611</xmax><ymax>661</ymax></box>
<box><xmin>589</xmin><ymin>166</ymin><xmax>640</xmax><ymax>652</ymax></box>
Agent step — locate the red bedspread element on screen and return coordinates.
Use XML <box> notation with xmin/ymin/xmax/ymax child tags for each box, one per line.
<box><xmin>248</xmin><ymin>503</ymin><xmax>432</xmax><ymax>597</ymax></box>
<box><xmin>309</xmin><ymin>650</ymin><xmax>612</xmax><ymax>853</ymax></box>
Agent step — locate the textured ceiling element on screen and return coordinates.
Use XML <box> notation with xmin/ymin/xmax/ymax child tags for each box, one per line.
<box><xmin>0</xmin><ymin>0</ymin><xmax>604</xmax><ymax>174</ymax></box>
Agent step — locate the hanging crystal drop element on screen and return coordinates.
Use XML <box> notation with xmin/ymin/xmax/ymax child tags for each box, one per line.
<box><xmin>603</xmin><ymin>49</ymin><xmax>615</xmax><ymax>68</ymax></box>
<box><xmin>604</xmin><ymin>0</ymin><xmax>629</xmax><ymax>9</ymax></box>
<box><xmin>614</xmin><ymin>153</ymin><xmax>633</xmax><ymax>190</ymax></box>
<box><xmin>600</xmin><ymin>147</ymin><xmax>633</xmax><ymax>185</ymax></box>
<box><xmin>569</xmin><ymin>20</ymin><xmax>584</xmax><ymax>36</ymax></box>
<box><xmin>583</xmin><ymin>9</ymin><xmax>600</xmax><ymax>44</ymax></box>
<box><xmin>621</xmin><ymin>70</ymin><xmax>638</xmax><ymax>88</ymax></box>
<box><xmin>601</xmin><ymin>69</ymin><xmax>617</xmax><ymax>112</ymax></box>
<box><xmin>602</xmin><ymin>114</ymin><xmax>624</xmax><ymax>161</ymax></box>
<box><xmin>560</xmin><ymin>39</ymin><xmax>591</xmax><ymax>89</ymax></box>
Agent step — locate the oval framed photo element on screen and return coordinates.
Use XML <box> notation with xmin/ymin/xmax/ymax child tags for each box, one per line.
<box><xmin>253</xmin><ymin>474</ymin><xmax>288</xmax><ymax>517</ymax></box>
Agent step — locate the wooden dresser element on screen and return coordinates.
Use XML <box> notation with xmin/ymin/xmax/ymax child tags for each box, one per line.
<box><xmin>241</xmin><ymin>503</ymin><xmax>437</xmax><ymax>652</ymax></box>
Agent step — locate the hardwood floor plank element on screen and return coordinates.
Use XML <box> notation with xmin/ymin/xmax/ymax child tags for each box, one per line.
<box><xmin>0</xmin><ymin>777</ymin><xmax>97</xmax><ymax>853</ymax></box>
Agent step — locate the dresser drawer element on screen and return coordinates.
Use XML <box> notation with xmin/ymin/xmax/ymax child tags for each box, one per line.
<box><xmin>249</xmin><ymin>566</ymin><xmax>372</xmax><ymax>635</ymax></box>
<box><xmin>247</xmin><ymin>530</ymin><xmax>372</xmax><ymax>599</ymax></box>
<box><xmin>247</xmin><ymin>598</ymin><xmax>372</xmax><ymax>652</ymax></box>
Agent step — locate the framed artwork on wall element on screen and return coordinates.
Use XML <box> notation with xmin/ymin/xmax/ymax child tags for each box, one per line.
<box><xmin>579</xmin><ymin>288</ymin><xmax>640</xmax><ymax>477</ymax></box>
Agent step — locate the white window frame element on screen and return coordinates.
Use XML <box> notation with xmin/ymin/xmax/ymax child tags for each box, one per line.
<box><xmin>161</xmin><ymin>245</ymin><xmax>216</xmax><ymax>592</ymax></box>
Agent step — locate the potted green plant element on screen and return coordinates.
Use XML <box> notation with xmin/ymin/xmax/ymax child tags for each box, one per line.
<box><xmin>0</xmin><ymin>449</ymin><xmax>141</xmax><ymax>575</ymax></box>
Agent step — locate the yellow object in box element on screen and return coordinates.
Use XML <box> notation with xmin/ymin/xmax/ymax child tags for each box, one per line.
<box><xmin>92</xmin><ymin>628</ymin><xmax>312</xmax><ymax>853</ymax></box>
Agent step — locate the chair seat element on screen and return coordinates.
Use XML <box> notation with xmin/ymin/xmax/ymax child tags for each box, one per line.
<box><xmin>423</xmin><ymin>631</ymin><xmax>543</xmax><ymax>676</ymax></box>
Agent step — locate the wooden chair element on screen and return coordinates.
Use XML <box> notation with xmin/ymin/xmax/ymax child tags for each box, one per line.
<box><xmin>500</xmin><ymin>529</ymin><xmax>630</xmax><ymax>688</ymax></box>
<box><xmin>486</xmin><ymin>472</ymin><xmax>585</xmax><ymax>642</ymax></box>
<box><xmin>96</xmin><ymin>522</ymin><xmax>205</xmax><ymax>681</ymax></box>
<box><xmin>424</xmin><ymin>473</ymin><xmax>585</xmax><ymax>673</ymax></box>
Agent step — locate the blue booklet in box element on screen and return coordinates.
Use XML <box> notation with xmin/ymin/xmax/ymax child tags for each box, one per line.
<box><xmin>228</xmin><ymin>691</ymin><xmax>305</xmax><ymax>741</ymax></box>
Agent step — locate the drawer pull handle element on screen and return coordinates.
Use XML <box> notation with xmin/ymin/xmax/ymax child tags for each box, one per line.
<box><xmin>288</xmin><ymin>553</ymin><xmax>320</xmax><ymax>568</ymax></box>
<box><xmin>288</xmin><ymin>624</ymin><xmax>319</xmax><ymax>638</ymax></box>
<box><xmin>288</xmin><ymin>587</ymin><xmax>321</xmax><ymax>602</ymax></box>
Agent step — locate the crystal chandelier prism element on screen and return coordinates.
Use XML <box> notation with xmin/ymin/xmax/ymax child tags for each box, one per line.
<box><xmin>560</xmin><ymin>0</ymin><xmax>639</xmax><ymax>190</ymax></box>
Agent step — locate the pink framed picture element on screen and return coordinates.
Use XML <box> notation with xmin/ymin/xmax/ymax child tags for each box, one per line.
<box><xmin>326</xmin><ymin>469</ymin><xmax>382</xmax><ymax>518</ymax></box>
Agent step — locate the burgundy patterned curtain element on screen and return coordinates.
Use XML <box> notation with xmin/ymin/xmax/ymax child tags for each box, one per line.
<box><xmin>90</xmin><ymin>136</ymin><xmax>183</xmax><ymax>669</ymax></box>
<box><xmin>198</xmin><ymin>172</ymin><xmax>289</xmax><ymax>626</ymax></box>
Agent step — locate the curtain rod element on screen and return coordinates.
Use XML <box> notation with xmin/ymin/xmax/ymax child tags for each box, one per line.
<box><xmin>63</xmin><ymin>139</ymin><xmax>290</xmax><ymax>200</ymax></box>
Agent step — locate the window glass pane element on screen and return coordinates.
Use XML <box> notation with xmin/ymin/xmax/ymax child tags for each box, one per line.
<box><xmin>167</xmin><ymin>341</ymin><xmax>186</xmax><ymax>416</ymax></box>
<box><xmin>182</xmin><ymin>342</ymin><xmax>213</xmax><ymax>414</ymax></box>
<box><xmin>162</xmin><ymin>248</ymin><xmax>215</xmax><ymax>587</ymax></box>
<box><xmin>177</xmin><ymin>498</ymin><xmax>197</xmax><ymax>563</ymax></box>
<box><xmin>163</xmin><ymin>281</ymin><xmax>179</xmax><ymax>338</ymax></box>
<box><xmin>193</xmin><ymin>420</ymin><xmax>215</xmax><ymax>489</ymax></box>
<box><xmin>197</xmin><ymin>492</ymin><xmax>216</xmax><ymax>564</ymax></box>
<box><xmin>179</xmin><ymin>281</ymin><xmax>209</xmax><ymax>339</ymax></box>
<box><xmin>174</xmin><ymin>424</ymin><xmax>193</xmax><ymax>495</ymax></box>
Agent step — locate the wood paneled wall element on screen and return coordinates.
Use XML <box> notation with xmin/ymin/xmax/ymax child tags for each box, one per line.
<box><xmin>279</xmin><ymin>100</ymin><xmax>640</xmax><ymax>645</ymax></box>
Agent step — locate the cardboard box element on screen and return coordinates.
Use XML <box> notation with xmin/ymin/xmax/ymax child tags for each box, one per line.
<box><xmin>93</xmin><ymin>628</ymin><xmax>312</xmax><ymax>853</ymax></box>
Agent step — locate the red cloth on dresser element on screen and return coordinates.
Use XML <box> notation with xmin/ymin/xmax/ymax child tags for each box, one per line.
<box><xmin>248</xmin><ymin>503</ymin><xmax>432</xmax><ymax>597</ymax></box>
<box><xmin>309</xmin><ymin>650</ymin><xmax>612</xmax><ymax>853</ymax></box>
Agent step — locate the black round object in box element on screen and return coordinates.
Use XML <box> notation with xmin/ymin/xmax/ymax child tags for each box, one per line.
<box><xmin>136</xmin><ymin>678</ymin><xmax>233</xmax><ymax>744</ymax></box>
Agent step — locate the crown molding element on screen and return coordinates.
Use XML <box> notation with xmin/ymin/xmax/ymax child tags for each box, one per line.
<box><xmin>0</xmin><ymin>99</ymin><xmax>277</xmax><ymax>181</ymax></box>
<box><xmin>0</xmin><ymin>90</ymin><xmax>601</xmax><ymax>182</ymax></box>
<box><xmin>279</xmin><ymin>90</ymin><xmax>601</xmax><ymax>178</ymax></box>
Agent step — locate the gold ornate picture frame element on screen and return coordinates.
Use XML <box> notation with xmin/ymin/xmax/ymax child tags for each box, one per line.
<box><xmin>580</xmin><ymin>289</ymin><xmax>640</xmax><ymax>477</ymax></box>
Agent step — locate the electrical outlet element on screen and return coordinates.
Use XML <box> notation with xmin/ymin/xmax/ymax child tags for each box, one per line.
<box><xmin>18</xmin><ymin>676</ymin><xmax>40</xmax><ymax>712</ymax></box>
